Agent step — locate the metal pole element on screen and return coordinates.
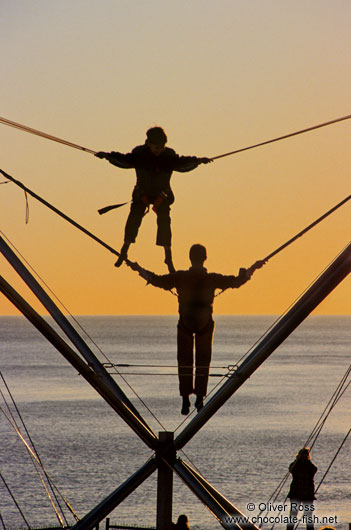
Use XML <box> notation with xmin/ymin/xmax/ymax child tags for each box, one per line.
<box><xmin>175</xmin><ymin>243</ymin><xmax>351</xmax><ymax>450</ymax></box>
<box><xmin>0</xmin><ymin>235</ymin><xmax>158</xmax><ymax>449</ymax></box>
<box><xmin>71</xmin><ymin>458</ymin><xmax>157</xmax><ymax>530</ymax></box>
<box><xmin>180</xmin><ymin>460</ymin><xmax>258</xmax><ymax>528</ymax></box>
<box><xmin>0</xmin><ymin>275</ymin><xmax>155</xmax><ymax>447</ymax></box>
<box><xmin>156</xmin><ymin>432</ymin><xmax>174</xmax><ymax>530</ymax></box>
<box><xmin>174</xmin><ymin>459</ymin><xmax>250</xmax><ymax>530</ymax></box>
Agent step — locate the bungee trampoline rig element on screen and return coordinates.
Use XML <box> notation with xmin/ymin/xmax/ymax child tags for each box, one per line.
<box><xmin>1</xmin><ymin>113</ymin><xmax>351</xmax><ymax>530</ymax></box>
<box><xmin>1</xmin><ymin>228</ymin><xmax>350</xmax><ymax>530</ymax></box>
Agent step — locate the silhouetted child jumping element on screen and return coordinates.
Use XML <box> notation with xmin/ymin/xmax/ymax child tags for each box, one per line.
<box><xmin>96</xmin><ymin>127</ymin><xmax>212</xmax><ymax>272</ymax></box>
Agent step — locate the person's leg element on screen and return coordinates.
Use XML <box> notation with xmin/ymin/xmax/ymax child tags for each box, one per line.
<box><xmin>287</xmin><ymin>500</ymin><xmax>298</xmax><ymax>530</ymax></box>
<box><xmin>303</xmin><ymin>502</ymin><xmax>314</xmax><ymax>530</ymax></box>
<box><xmin>155</xmin><ymin>204</ymin><xmax>174</xmax><ymax>272</ymax></box>
<box><xmin>194</xmin><ymin>320</ymin><xmax>215</xmax><ymax>410</ymax></box>
<box><xmin>115</xmin><ymin>202</ymin><xmax>146</xmax><ymax>267</ymax></box>
<box><xmin>177</xmin><ymin>320</ymin><xmax>194</xmax><ymax>414</ymax></box>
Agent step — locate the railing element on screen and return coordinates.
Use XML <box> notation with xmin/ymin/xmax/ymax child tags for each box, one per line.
<box><xmin>105</xmin><ymin>519</ymin><xmax>156</xmax><ymax>530</ymax></box>
<box><xmin>9</xmin><ymin>520</ymin><xmax>156</xmax><ymax>530</ymax></box>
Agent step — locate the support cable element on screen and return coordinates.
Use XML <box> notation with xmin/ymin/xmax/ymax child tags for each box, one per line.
<box><xmin>0</xmin><ymin>405</ymin><xmax>68</xmax><ymax>527</ymax></box>
<box><xmin>215</xmin><ymin>194</ymin><xmax>351</xmax><ymax>298</ymax></box>
<box><xmin>0</xmin><ymin>169</ymin><xmax>178</xmax><ymax>298</ymax></box>
<box><xmin>314</xmin><ymin>427</ymin><xmax>350</xmax><ymax>495</ymax></box>
<box><xmin>0</xmin><ymin>116</ymin><xmax>96</xmax><ymax>154</ymax></box>
<box><xmin>0</xmin><ymin>472</ymin><xmax>31</xmax><ymax>530</ymax></box>
<box><xmin>1</xmin><ymin>114</ymin><xmax>350</xmax><ymax>161</ymax></box>
<box><xmin>211</xmin><ymin>114</ymin><xmax>351</xmax><ymax>160</ymax></box>
<box><xmin>103</xmin><ymin>362</ymin><xmax>236</xmax><ymax>378</ymax></box>
<box><xmin>0</xmin><ymin>170</ymin><xmax>120</xmax><ymax>257</ymax></box>
<box><xmin>307</xmin><ymin>365</ymin><xmax>351</xmax><ymax>450</ymax></box>
<box><xmin>104</xmin><ymin>363</ymin><xmax>236</xmax><ymax>369</ymax></box>
<box><xmin>262</xmin><ymin>195</ymin><xmax>351</xmax><ymax>262</ymax></box>
<box><xmin>262</xmin><ymin>360</ymin><xmax>351</xmax><ymax>528</ymax></box>
<box><xmin>104</xmin><ymin>371</ymin><xmax>228</xmax><ymax>377</ymax></box>
<box><xmin>0</xmin><ymin>512</ymin><xmax>7</xmax><ymax>530</ymax></box>
<box><xmin>292</xmin><ymin>427</ymin><xmax>351</xmax><ymax>530</ymax></box>
<box><xmin>0</xmin><ymin>371</ymin><xmax>79</xmax><ymax>524</ymax></box>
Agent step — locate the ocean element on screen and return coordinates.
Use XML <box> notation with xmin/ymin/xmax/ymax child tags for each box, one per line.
<box><xmin>0</xmin><ymin>315</ymin><xmax>350</xmax><ymax>530</ymax></box>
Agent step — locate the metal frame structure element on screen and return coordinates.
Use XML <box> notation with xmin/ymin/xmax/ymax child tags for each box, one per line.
<box><xmin>1</xmin><ymin>233</ymin><xmax>350</xmax><ymax>530</ymax></box>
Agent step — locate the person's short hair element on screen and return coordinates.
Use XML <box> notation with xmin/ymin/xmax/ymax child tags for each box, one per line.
<box><xmin>146</xmin><ymin>127</ymin><xmax>167</xmax><ymax>145</ymax></box>
<box><xmin>189</xmin><ymin>244</ymin><xmax>207</xmax><ymax>264</ymax></box>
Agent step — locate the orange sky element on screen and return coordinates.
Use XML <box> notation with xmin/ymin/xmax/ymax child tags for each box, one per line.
<box><xmin>1</xmin><ymin>0</ymin><xmax>350</xmax><ymax>316</ymax></box>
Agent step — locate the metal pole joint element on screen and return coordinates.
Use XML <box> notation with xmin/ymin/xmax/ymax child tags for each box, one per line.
<box><xmin>155</xmin><ymin>431</ymin><xmax>176</xmax><ymax>467</ymax></box>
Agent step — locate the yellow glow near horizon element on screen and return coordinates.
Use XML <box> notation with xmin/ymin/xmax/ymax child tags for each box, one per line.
<box><xmin>1</xmin><ymin>0</ymin><xmax>350</xmax><ymax>316</ymax></box>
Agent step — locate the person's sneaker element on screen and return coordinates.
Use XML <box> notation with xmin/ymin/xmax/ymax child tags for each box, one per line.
<box><xmin>164</xmin><ymin>247</ymin><xmax>175</xmax><ymax>273</ymax></box>
<box><xmin>114</xmin><ymin>244</ymin><xmax>129</xmax><ymax>267</ymax></box>
<box><xmin>115</xmin><ymin>255</ymin><xmax>125</xmax><ymax>267</ymax></box>
<box><xmin>181</xmin><ymin>395</ymin><xmax>191</xmax><ymax>415</ymax></box>
<box><xmin>195</xmin><ymin>395</ymin><xmax>204</xmax><ymax>412</ymax></box>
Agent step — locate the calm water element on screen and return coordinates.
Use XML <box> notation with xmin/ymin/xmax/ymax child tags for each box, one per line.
<box><xmin>0</xmin><ymin>315</ymin><xmax>350</xmax><ymax>530</ymax></box>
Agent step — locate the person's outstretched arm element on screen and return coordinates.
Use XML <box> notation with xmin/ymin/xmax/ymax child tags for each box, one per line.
<box><xmin>170</xmin><ymin>149</ymin><xmax>213</xmax><ymax>173</ymax></box>
<box><xmin>127</xmin><ymin>261</ymin><xmax>177</xmax><ymax>291</ymax></box>
<box><xmin>95</xmin><ymin>150</ymin><xmax>135</xmax><ymax>169</ymax></box>
<box><xmin>211</xmin><ymin>259</ymin><xmax>267</xmax><ymax>292</ymax></box>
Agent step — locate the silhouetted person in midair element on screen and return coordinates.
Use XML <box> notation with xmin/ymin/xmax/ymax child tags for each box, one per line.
<box><xmin>287</xmin><ymin>447</ymin><xmax>317</xmax><ymax>530</ymax></box>
<box><xmin>95</xmin><ymin>127</ymin><xmax>212</xmax><ymax>272</ymax></box>
<box><xmin>129</xmin><ymin>244</ymin><xmax>265</xmax><ymax>414</ymax></box>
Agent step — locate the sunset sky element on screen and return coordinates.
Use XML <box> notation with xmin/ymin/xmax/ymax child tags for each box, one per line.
<box><xmin>1</xmin><ymin>0</ymin><xmax>350</xmax><ymax>316</ymax></box>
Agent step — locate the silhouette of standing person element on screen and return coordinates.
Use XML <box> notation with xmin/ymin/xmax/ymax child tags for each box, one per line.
<box><xmin>287</xmin><ymin>447</ymin><xmax>317</xmax><ymax>530</ymax></box>
<box><xmin>172</xmin><ymin>514</ymin><xmax>190</xmax><ymax>530</ymax></box>
<box><xmin>129</xmin><ymin>244</ymin><xmax>265</xmax><ymax>414</ymax></box>
<box><xmin>95</xmin><ymin>127</ymin><xmax>212</xmax><ymax>272</ymax></box>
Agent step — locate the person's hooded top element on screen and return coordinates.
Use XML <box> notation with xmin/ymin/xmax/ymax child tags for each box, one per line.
<box><xmin>106</xmin><ymin>143</ymin><xmax>201</xmax><ymax>199</ymax></box>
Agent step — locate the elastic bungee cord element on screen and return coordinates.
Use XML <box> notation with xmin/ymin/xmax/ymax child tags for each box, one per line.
<box><xmin>1</xmin><ymin>113</ymin><xmax>350</xmax><ymax>160</ymax></box>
